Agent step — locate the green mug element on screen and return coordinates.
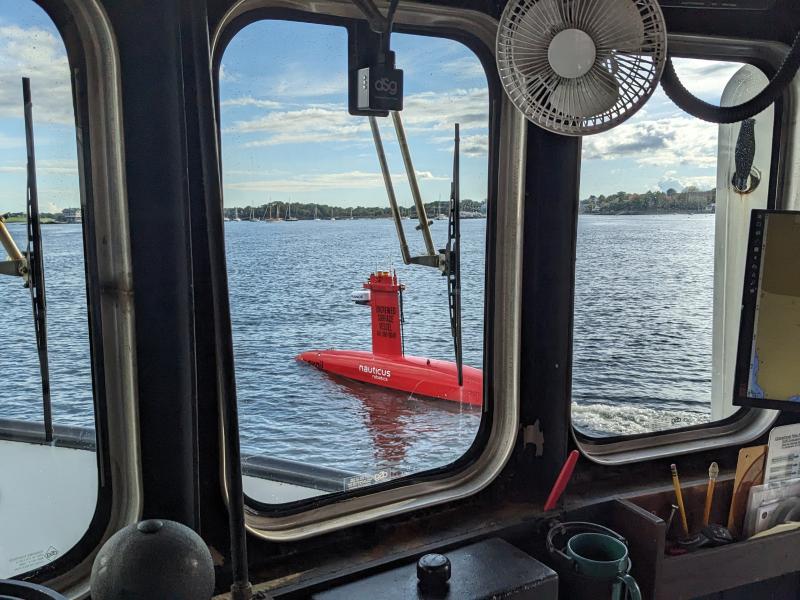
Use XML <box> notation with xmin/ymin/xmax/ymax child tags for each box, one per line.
<box><xmin>566</xmin><ymin>533</ymin><xmax>642</xmax><ymax>600</ymax></box>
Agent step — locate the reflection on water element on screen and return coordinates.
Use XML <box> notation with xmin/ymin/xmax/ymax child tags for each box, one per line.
<box><xmin>325</xmin><ymin>374</ymin><xmax>481</xmax><ymax>470</ymax></box>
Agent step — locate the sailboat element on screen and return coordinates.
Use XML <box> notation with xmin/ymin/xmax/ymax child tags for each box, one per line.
<box><xmin>233</xmin><ymin>207</ymin><xmax>241</xmax><ymax>222</ymax></box>
<box><xmin>350</xmin><ymin>207</ymin><xmax>354</xmax><ymax>220</ymax></box>
<box><xmin>330</xmin><ymin>207</ymin><xmax>336</xmax><ymax>222</ymax></box>
<box><xmin>435</xmin><ymin>195</ymin><xmax>447</xmax><ymax>220</ymax></box>
<box><xmin>314</xmin><ymin>206</ymin><xmax>320</xmax><ymax>221</ymax></box>
<box><xmin>286</xmin><ymin>202</ymin><xmax>298</xmax><ymax>222</ymax></box>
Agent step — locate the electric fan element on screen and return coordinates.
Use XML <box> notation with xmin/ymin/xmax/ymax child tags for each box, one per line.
<box><xmin>496</xmin><ymin>0</ymin><xmax>667</xmax><ymax>135</ymax></box>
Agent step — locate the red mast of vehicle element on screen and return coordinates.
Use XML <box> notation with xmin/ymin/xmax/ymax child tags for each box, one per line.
<box><xmin>296</xmin><ymin>271</ymin><xmax>482</xmax><ymax>406</ymax></box>
<box><xmin>367</xmin><ymin>272</ymin><xmax>404</xmax><ymax>357</ymax></box>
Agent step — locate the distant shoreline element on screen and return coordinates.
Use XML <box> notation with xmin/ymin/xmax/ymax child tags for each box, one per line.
<box><xmin>3</xmin><ymin>217</ymin><xmax>77</xmax><ymax>225</ymax></box>
<box><xmin>580</xmin><ymin>210</ymin><xmax>715</xmax><ymax>216</ymax></box>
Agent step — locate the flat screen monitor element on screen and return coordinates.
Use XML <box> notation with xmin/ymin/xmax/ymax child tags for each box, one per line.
<box><xmin>735</xmin><ymin>209</ymin><xmax>800</xmax><ymax>410</ymax></box>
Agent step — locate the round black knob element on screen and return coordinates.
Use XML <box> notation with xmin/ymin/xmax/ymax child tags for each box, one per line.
<box><xmin>91</xmin><ymin>519</ymin><xmax>215</xmax><ymax>600</ymax></box>
<box><xmin>417</xmin><ymin>553</ymin><xmax>451</xmax><ymax>591</ymax></box>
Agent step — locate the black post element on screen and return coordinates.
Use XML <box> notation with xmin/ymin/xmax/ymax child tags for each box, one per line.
<box><xmin>181</xmin><ymin>1</ymin><xmax>253</xmax><ymax>597</ymax></box>
<box><xmin>23</xmin><ymin>77</ymin><xmax>52</xmax><ymax>443</ymax></box>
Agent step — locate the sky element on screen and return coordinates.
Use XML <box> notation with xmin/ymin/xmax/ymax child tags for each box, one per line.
<box><xmin>0</xmin><ymin>3</ymin><xmax>79</xmax><ymax>213</ymax></box>
<box><xmin>0</xmin><ymin>1</ymin><xmax>749</xmax><ymax>212</ymax></box>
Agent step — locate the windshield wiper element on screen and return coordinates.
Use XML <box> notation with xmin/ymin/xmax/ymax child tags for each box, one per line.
<box><xmin>24</xmin><ymin>77</ymin><xmax>52</xmax><ymax>442</ymax></box>
<box><xmin>1</xmin><ymin>79</ymin><xmax>52</xmax><ymax>440</ymax></box>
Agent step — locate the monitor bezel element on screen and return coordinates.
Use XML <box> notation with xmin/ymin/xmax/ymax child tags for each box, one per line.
<box><xmin>733</xmin><ymin>208</ymin><xmax>800</xmax><ymax>411</ymax></box>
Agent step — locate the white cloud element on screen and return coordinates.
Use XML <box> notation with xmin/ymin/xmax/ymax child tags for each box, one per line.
<box><xmin>228</xmin><ymin>105</ymin><xmax>370</xmax><ymax>147</ymax></box>
<box><xmin>0</xmin><ymin>25</ymin><xmax>73</xmax><ymax>124</ymax></box>
<box><xmin>224</xmin><ymin>88</ymin><xmax>489</xmax><ymax>149</ymax></box>
<box><xmin>0</xmin><ymin>132</ymin><xmax>21</xmax><ymax>149</ymax></box>
<box><xmin>224</xmin><ymin>169</ymin><xmax>446</xmax><ymax>193</ymax></box>
<box><xmin>270</xmin><ymin>68</ymin><xmax>347</xmax><ymax>98</ymax></box>
<box><xmin>0</xmin><ymin>158</ymin><xmax>77</xmax><ymax>174</ymax></box>
<box><xmin>402</xmin><ymin>88</ymin><xmax>488</xmax><ymax>133</ymax></box>
<box><xmin>583</xmin><ymin>115</ymin><xmax>719</xmax><ymax>168</ymax></box>
<box><xmin>221</xmin><ymin>96</ymin><xmax>282</xmax><ymax>109</ymax></box>
<box><xmin>657</xmin><ymin>171</ymin><xmax>716</xmax><ymax>192</ymax></box>
<box><xmin>459</xmin><ymin>134</ymin><xmax>487</xmax><ymax>158</ymax></box>
<box><xmin>670</xmin><ymin>58</ymin><xmax>746</xmax><ymax>104</ymax></box>
<box><xmin>219</xmin><ymin>63</ymin><xmax>239</xmax><ymax>83</ymax></box>
<box><xmin>440</xmin><ymin>57</ymin><xmax>487</xmax><ymax>81</ymax></box>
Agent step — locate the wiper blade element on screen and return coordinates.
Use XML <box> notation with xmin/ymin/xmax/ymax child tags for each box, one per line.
<box><xmin>23</xmin><ymin>77</ymin><xmax>52</xmax><ymax>442</ymax></box>
<box><xmin>445</xmin><ymin>124</ymin><xmax>463</xmax><ymax>386</ymax></box>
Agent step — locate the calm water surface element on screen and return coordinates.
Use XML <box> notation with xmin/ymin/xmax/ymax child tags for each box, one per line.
<box><xmin>0</xmin><ymin>214</ymin><xmax>716</xmax><ymax>478</ymax></box>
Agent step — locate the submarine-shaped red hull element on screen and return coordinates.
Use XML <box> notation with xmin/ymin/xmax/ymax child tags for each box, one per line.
<box><xmin>297</xmin><ymin>271</ymin><xmax>483</xmax><ymax>407</ymax></box>
<box><xmin>296</xmin><ymin>349</ymin><xmax>483</xmax><ymax>406</ymax></box>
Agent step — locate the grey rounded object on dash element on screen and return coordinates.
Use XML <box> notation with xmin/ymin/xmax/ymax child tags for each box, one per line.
<box><xmin>90</xmin><ymin>519</ymin><xmax>215</xmax><ymax>600</ymax></box>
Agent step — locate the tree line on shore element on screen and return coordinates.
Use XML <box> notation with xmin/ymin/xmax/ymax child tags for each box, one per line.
<box><xmin>225</xmin><ymin>199</ymin><xmax>487</xmax><ymax>220</ymax></box>
<box><xmin>580</xmin><ymin>188</ymin><xmax>716</xmax><ymax>215</ymax></box>
<box><xmin>2</xmin><ymin>211</ymin><xmax>79</xmax><ymax>224</ymax></box>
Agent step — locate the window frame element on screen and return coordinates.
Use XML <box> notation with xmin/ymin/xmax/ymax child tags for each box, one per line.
<box><xmin>1</xmin><ymin>0</ymin><xmax>142</xmax><ymax>593</ymax></box>
<box><xmin>573</xmin><ymin>34</ymin><xmax>799</xmax><ymax>464</ymax></box>
<box><xmin>212</xmin><ymin>0</ymin><xmax>525</xmax><ymax>541</ymax></box>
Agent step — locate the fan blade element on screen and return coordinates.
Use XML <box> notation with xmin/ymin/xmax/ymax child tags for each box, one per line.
<box><xmin>550</xmin><ymin>70</ymin><xmax>619</xmax><ymax>118</ymax></box>
<box><xmin>587</xmin><ymin>0</ymin><xmax>645</xmax><ymax>54</ymax></box>
<box><xmin>511</xmin><ymin>0</ymin><xmax>562</xmax><ymax>62</ymax></box>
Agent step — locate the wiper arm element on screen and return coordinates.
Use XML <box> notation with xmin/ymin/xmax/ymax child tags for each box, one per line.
<box><xmin>369</xmin><ymin>111</ymin><xmax>438</xmax><ymax>267</ymax></box>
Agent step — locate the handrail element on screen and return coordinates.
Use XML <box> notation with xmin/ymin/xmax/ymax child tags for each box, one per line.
<box><xmin>0</xmin><ymin>418</ymin><xmax>355</xmax><ymax>493</ymax></box>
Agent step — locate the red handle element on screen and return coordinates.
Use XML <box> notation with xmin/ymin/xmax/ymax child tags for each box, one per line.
<box><xmin>543</xmin><ymin>450</ymin><xmax>580</xmax><ymax>511</ymax></box>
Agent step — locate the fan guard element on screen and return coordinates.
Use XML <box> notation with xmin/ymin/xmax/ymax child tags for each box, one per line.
<box><xmin>497</xmin><ymin>0</ymin><xmax>667</xmax><ymax>135</ymax></box>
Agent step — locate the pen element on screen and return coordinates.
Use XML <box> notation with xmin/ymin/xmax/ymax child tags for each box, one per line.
<box><xmin>671</xmin><ymin>463</ymin><xmax>689</xmax><ymax>536</ymax></box>
<box><xmin>703</xmin><ymin>462</ymin><xmax>719</xmax><ymax>526</ymax></box>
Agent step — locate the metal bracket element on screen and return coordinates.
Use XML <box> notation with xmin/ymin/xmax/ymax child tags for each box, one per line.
<box><xmin>409</xmin><ymin>254</ymin><xmax>442</xmax><ymax>269</ymax></box>
<box><xmin>0</xmin><ymin>258</ymin><xmax>28</xmax><ymax>279</ymax></box>
<box><xmin>732</xmin><ymin>166</ymin><xmax>761</xmax><ymax>194</ymax></box>
<box><xmin>0</xmin><ymin>216</ymin><xmax>28</xmax><ymax>281</ymax></box>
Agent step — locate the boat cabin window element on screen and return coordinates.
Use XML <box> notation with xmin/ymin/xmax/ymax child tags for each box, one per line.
<box><xmin>220</xmin><ymin>19</ymin><xmax>489</xmax><ymax>505</ymax></box>
<box><xmin>573</xmin><ymin>57</ymin><xmax>775</xmax><ymax>438</ymax></box>
<box><xmin>0</xmin><ymin>1</ymin><xmax>97</xmax><ymax>577</ymax></box>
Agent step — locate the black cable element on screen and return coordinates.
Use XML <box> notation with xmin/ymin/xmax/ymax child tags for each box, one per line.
<box><xmin>660</xmin><ymin>29</ymin><xmax>800</xmax><ymax>124</ymax></box>
<box><xmin>351</xmin><ymin>0</ymin><xmax>387</xmax><ymax>33</ymax></box>
<box><xmin>380</xmin><ymin>0</ymin><xmax>401</xmax><ymax>56</ymax></box>
<box><xmin>385</xmin><ymin>0</ymin><xmax>400</xmax><ymax>30</ymax></box>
